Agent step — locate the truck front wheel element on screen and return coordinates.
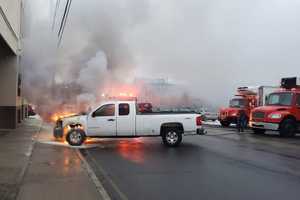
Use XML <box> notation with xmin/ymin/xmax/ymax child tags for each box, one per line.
<box><xmin>279</xmin><ymin>119</ymin><xmax>296</xmax><ymax>137</ymax></box>
<box><xmin>162</xmin><ymin>128</ymin><xmax>182</xmax><ymax>147</ymax></box>
<box><xmin>66</xmin><ymin>129</ymin><xmax>86</xmax><ymax>146</ymax></box>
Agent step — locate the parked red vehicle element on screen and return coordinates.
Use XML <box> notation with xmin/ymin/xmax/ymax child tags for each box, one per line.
<box><xmin>250</xmin><ymin>77</ymin><xmax>300</xmax><ymax>137</ymax></box>
<box><xmin>219</xmin><ymin>86</ymin><xmax>278</xmax><ymax>127</ymax></box>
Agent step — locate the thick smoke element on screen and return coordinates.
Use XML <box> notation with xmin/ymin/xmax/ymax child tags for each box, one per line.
<box><xmin>22</xmin><ymin>0</ymin><xmax>151</xmax><ymax>120</ymax></box>
<box><xmin>23</xmin><ymin>0</ymin><xmax>300</xmax><ymax>119</ymax></box>
<box><xmin>129</xmin><ymin>0</ymin><xmax>300</xmax><ymax>106</ymax></box>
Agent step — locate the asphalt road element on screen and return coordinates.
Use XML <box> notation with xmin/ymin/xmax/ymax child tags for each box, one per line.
<box><xmin>81</xmin><ymin>126</ymin><xmax>300</xmax><ymax>200</ymax></box>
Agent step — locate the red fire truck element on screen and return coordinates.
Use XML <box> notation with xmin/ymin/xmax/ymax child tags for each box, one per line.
<box><xmin>219</xmin><ymin>86</ymin><xmax>278</xmax><ymax>127</ymax></box>
<box><xmin>250</xmin><ymin>77</ymin><xmax>300</xmax><ymax>137</ymax></box>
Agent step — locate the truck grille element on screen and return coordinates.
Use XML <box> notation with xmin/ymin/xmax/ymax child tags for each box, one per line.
<box><xmin>252</xmin><ymin>111</ymin><xmax>265</xmax><ymax>119</ymax></box>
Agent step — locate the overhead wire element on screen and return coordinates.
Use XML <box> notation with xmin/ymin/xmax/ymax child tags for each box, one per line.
<box><xmin>58</xmin><ymin>0</ymin><xmax>73</xmax><ymax>46</ymax></box>
<box><xmin>52</xmin><ymin>0</ymin><xmax>61</xmax><ymax>30</ymax></box>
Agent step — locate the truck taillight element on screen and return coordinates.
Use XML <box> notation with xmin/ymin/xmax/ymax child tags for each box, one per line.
<box><xmin>196</xmin><ymin>116</ymin><xmax>202</xmax><ymax>126</ymax></box>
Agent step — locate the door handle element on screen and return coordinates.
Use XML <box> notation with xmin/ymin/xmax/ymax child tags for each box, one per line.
<box><xmin>185</xmin><ymin>117</ymin><xmax>191</xmax><ymax>120</ymax></box>
<box><xmin>107</xmin><ymin>119</ymin><xmax>115</xmax><ymax>122</ymax></box>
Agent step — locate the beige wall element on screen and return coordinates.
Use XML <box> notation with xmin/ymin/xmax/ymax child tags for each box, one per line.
<box><xmin>0</xmin><ymin>53</ymin><xmax>18</xmax><ymax>106</ymax></box>
<box><xmin>0</xmin><ymin>0</ymin><xmax>22</xmax><ymax>129</ymax></box>
<box><xmin>0</xmin><ymin>0</ymin><xmax>21</xmax><ymax>55</ymax></box>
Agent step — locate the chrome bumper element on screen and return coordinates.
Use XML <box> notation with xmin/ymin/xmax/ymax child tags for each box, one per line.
<box><xmin>249</xmin><ymin>121</ymin><xmax>279</xmax><ymax>131</ymax></box>
<box><xmin>184</xmin><ymin>127</ymin><xmax>206</xmax><ymax>136</ymax></box>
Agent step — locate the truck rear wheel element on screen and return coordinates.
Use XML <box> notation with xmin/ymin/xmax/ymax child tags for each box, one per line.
<box><xmin>162</xmin><ymin>128</ymin><xmax>182</xmax><ymax>147</ymax></box>
<box><xmin>279</xmin><ymin>119</ymin><xmax>296</xmax><ymax>137</ymax></box>
<box><xmin>66</xmin><ymin>129</ymin><xmax>86</xmax><ymax>146</ymax></box>
<box><xmin>220</xmin><ymin>121</ymin><xmax>230</xmax><ymax>127</ymax></box>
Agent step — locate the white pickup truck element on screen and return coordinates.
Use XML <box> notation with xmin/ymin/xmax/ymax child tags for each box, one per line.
<box><xmin>53</xmin><ymin>100</ymin><xmax>205</xmax><ymax>147</ymax></box>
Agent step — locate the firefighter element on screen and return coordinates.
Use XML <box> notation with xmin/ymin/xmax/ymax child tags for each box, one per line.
<box><xmin>237</xmin><ymin>110</ymin><xmax>247</xmax><ymax>132</ymax></box>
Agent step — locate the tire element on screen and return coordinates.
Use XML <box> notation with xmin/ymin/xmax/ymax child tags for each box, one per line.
<box><xmin>66</xmin><ymin>129</ymin><xmax>86</xmax><ymax>146</ymax></box>
<box><xmin>162</xmin><ymin>128</ymin><xmax>182</xmax><ymax>147</ymax></box>
<box><xmin>252</xmin><ymin>128</ymin><xmax>265</xmax><ymax>134</ymax></box>
<box><xmin>279</xmin><ymin>119</ymin><xmax>296</xmax><ymax>137</ymax></box>
<box><xmin>220</xmin><ymin>121</ymin><xmax>230</xmax><ymax>127</ymax></box>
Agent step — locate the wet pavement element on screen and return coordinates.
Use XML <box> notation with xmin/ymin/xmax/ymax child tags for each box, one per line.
<box><xmin>4</xmin><ymin>119</ymin><xmax>300</xmax><ymax>200</ymax></box>
<box><xmin>81</xmin><ymin>126</ymin><xmax>300</xmax><ymax>200</ymax></box>
<box><xmin>0</xmin><ymin>119</ymin><xmax>41</xmax><ymax>200</ymax></box>
<box><xmin>17</xmin><ymin>123</ymin><xmax>103</xmax><ymax>200</ymax></box>
<box><xmin>0</xmin><ymin>119</ymin><xmax>103</xmax><ymax>200</ymax></box>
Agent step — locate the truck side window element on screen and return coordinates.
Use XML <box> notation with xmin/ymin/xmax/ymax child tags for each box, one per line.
<box><xmin>119</xmin><ymin>103</ymin><xmax>130</xmax><ymax>116</ymax></box>
<box><xmin>297</xmin><ymin>95</ymin><xmax>300</xmax><ymax>106</ymax></box>
<box><xmin>93</xmin><ymin>104</ymin><xmax>115</xmax><ymax>117</ymax></box>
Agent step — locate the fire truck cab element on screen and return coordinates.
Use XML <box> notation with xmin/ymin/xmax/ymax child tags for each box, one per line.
<box><xmin>219</xmin><ymin>86</ymin><xmax>278</xmax><ymax>127</ymax></box>
<box><xmin>219</xmin><ymin>88</ymin><xmax>257</xmax><ymax>127</ymax></box>
<box><xmin>250</xmin><ymin>77</ymin><xmax>300</xmax><ymax>137</ymax></box>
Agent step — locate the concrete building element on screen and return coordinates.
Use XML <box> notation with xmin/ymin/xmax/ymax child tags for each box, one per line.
<box><xmin>0</xmin><ymin>0</ymin><xmax>25</xmax><ymax>129</ymax></box>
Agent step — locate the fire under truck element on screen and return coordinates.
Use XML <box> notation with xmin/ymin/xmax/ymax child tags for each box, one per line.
<box><xmin>250</xmin><ymin>77</ymin><xmax>300</xmax><ymax>137</ymax></box>
<box><xmin>219</xmin><ymin>86</ymin><xmax>278</xmax><ymax>127</ymax></box>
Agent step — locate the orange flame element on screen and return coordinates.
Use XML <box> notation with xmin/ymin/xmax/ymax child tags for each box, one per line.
<box><xmin>51</xmin><ymin>112</ymin><xmax>77</xmax><ymax>122</ymax></box>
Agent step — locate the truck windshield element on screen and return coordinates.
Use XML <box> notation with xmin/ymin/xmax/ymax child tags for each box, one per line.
<box><xmin>266</xmin><ymin>92</ymin><xmax>293</xmax><ymax>106</ymax></box>
<box><xmin>230</xmin><ymin>99</ymin><xmax>245</xmax><ymax>108</ymax></box>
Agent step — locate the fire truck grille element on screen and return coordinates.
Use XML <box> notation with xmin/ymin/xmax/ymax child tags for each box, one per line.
<box><xmin>252</xmin><ymin>111</ymin><xmax>265</xmax><ymax>119</ymax></box>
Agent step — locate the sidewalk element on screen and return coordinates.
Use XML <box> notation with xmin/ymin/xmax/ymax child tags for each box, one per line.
<box><xmin>0</xmin><ymin>118</ymin><xmax>103</xmax><ymax>200</ymax></box>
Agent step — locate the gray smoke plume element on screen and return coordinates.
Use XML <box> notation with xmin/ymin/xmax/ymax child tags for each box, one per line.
<box><xmin>22</xmin><ymin>0</ymin><xmax>150</xmax><ymax>120</ymax></box>
<box><xmin>23</xmin><ymin>0</ymin><xmax>300</xmax><ymax>119</ymax></box>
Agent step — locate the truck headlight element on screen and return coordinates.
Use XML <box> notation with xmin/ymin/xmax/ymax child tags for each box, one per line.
<box><xmin>268</xmin><ymin>113</ymin><xmax>282</xmax><ymax>119</ymax></box>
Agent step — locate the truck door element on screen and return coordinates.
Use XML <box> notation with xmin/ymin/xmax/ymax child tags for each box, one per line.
<box><xmin>117</xmin><ymin>103</ymin><xmax>135</xmax><ymax>136</ymax></box>
<box><xmin>87</xmin><ymin>104</ymin><xmax>116</xmax><ymax>136</ymax></box>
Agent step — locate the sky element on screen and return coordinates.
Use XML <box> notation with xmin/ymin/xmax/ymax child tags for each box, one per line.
<box><xmin>24</xmin><ymin>0</ymin><xmax>300</xmax><ymax>108</ymax></box>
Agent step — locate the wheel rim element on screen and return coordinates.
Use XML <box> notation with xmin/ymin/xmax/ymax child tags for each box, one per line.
<box><xmin>69</xmin><ymin>131</ymin><xmax>82</xmax><ymax>144</ymax></box>
<box><xmin>166</xmin><ymin>131</ymin><xmax>178</xmax><ymax>145</ymax></box>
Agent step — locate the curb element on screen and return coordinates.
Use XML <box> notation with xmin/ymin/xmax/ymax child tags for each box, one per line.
<box><xmin>15</xmin><ymin>120</ymin><xmax>43</xmax><ymax>200</ymax></box>
<box><xmin>76</xmin><ymin>149</ymin><xmax>111</xmax><ymax>200</ymax></box>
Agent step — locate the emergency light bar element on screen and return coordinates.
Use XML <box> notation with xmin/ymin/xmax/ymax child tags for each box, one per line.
<box><xmin>107</xmin><ymin>96</ymin><xmax>138</xmax><ymax>101</ymax></box>
<box><xmin>237</xmin><ymin>87</ymin><xmax>257</xmax><ymax>95</ymax></box>
<box><xmin>281</xmin><ymin>77</ymin><xmax>300</xmax><ymax>89</ymax></box>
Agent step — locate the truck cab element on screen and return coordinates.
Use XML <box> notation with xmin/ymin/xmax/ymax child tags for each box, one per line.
<box><xmin>250</xmin><ymin>77</ymin><xmax>300</xmax><ymax>137</ymax></box>
<box><xmin>219</xmin><ymin>87</ymin><xmax>257</xmax><ymax>127</ymax></box>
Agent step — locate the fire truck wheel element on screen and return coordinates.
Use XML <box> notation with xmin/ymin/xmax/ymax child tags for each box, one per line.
<box><xmin>162</xmin><ymin>128</ymin><xmax>182</xmax><ymax>147</ymax></box>
<box><xmin>66</xmin><ymin>129</ymin><xmax>86</xmax><ymax>146</ymax></box>
<box><xmin>220</xmin><ymin>121</ymin><xmax>230</xmax><ymax>127</ymax></box>
<box><xmin>252</xmin><ymin>128</ymin><xmax>265</xmax><ymax>134</ymax></box>
<box><xmin>279</xmin><ymin>119</ymin><xmax>296</xmax><ymax>137</ymax></box>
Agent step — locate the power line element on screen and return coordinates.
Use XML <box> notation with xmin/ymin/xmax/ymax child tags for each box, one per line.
<box><xmin>58</xmin><ymin>0</ymin><xmax>73</xmax><ymax>47</ymax></box>
<box><xmin>52</xmin><ymin>0</ymin><xmax>61</xmax><ymax>30</ymax></box>
<box><xmin>58</xmin><ymin>0</ymin><xmax>70</xmax><ymax>37</ymax></box>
